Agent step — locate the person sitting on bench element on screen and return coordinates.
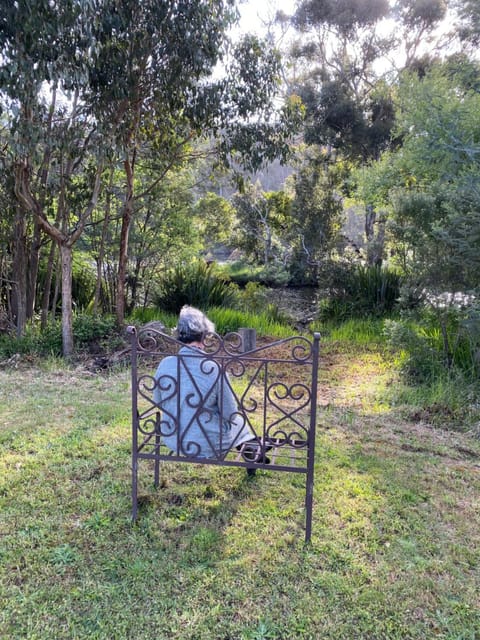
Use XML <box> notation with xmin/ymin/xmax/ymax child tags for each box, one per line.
<box><xmin>153</xmin><ymin>305</ymin><xmax>270</xmax><ymax>462</ymax></box>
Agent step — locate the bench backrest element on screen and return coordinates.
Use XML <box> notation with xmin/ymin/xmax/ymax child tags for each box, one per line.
<box><xmin>128</xmin><ymin>326</ymin><xmax>320</xmax><ymax>470</ymax></box>
<box><xmin>128</xmin><ymin>326</ymin><xmax>320</xmax><ymax>542</ymax></box>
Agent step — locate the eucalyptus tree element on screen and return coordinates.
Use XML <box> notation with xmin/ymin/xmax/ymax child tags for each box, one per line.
<box><xmin>0</xmin><ymin>0</ymin><xmax>105</xmax><ymax>353</ymax></box>
<box><xmin>121</xmin><ymin>165</ymin><xmax>201</xmax><ymax>314</ymax></box>
<box><xmin>232</xmin><ymin>182</ymin><xmax>293</xmax><ymax>268</ymax></box>
<box><xmin>0</xmin><ymin>167</ymin><xmax>17</xmax><ymax>330</ymax></box>
<box><xmin>288</xmin><ymin>149</ymin><xmax>345</xmax><ymax>284</ymax></box>
<box><xmin>193</xmin><ymin>192</ymin><xmax>236</xmax><ymax>250</ymax></box>
<box><xmin>85</xmin><ymin>1</ymin><xmax>301</xmax><ymax>325</ymax></box>
<box><xmin>455</xmin><ymin>0</ymin><xmax>480</xmax><ymax>46</ymax></box>
<box><xmin>284</xmin><ymin>0</ymin><xmax>449</xmax><ymax>265</ymax></box>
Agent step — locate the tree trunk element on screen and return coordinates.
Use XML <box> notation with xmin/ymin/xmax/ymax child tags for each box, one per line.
<box><xmin>128</xmin><ymin>254</ymin><xmax>142</xmax><ymax>315</ymax></box>
<box><xmin>26</xmin><ymin>217</ymin><xmax>42</xmax><ymax>320</ymax></box>
<box><xmin>116</xmin><ymin>155</ymin><xmax>135</xmax><ymax>326</ymax></box>
<box><xmin>51</xmin><ymin>258</ymin><xmax>61</xmax><ymax>321</ymax></box>
<box><xmin>40</xmin><ymin>237</ymin><xmax>57</xmax><ymax>329</ymax></box>
<box><xmin>60</xmin><ymin>242</ymin><xmax>74</xmax><ymax>357</ymax></box>
<box><xmin>93</xmin><ymin>171</ymin><xmax>113</xmax><ymax>315</ymax></box>
<box><xmin>117</xmin><ymin>206</ymin><xmax>132</xmax><ymax>326</ymax></box>
<box><xmin>12</xmin><ymin>208</ymin><xmax>28</xmax><ymax>337</ymax></box>
<box><xmin>365</xmin><ymin>204</ymin><xmax>385</xmax><ymax>266</ymax></box>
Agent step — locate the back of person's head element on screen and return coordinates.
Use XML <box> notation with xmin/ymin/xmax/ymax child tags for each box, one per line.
<box><xmin>177</xmin><ymin>305</ymin><xmax>215</xmax><ymax>343</ymax></box>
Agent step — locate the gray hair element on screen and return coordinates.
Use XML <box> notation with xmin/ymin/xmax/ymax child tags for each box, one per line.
<box><xmin>176</xmin><ymin>305</ymin><xmax>215</xmax><ymax>343</ymax></box>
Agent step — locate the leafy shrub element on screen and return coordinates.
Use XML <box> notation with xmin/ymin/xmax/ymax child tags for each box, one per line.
<box><xmin>37</xmin><ymin>252</ymin><xmax>97</xmax><ymax>311</ymax></box>
<box><xmin>72</xmin><ymin>314</ymin><xmax>117</xmax><ymax>346</ymax></box>
<box><xmin>384</xmin><ymin>319</ymin><xmax>445</xmax><ymax>383</ymax></box>
<box><xmin>153</xmin><ymin>261</ymin><xmax>238</xmax><ymax>313</ymax></box>
<box><xmin>226</xmin><ymin>261</ymin><xmax>291</xmax><ymax>287</ymax></box>
<box><xmin>225</xmin><ymin>261</ymin><xmax>264</xmax><ymax>286</ymax></box>
<box><xmin>0</xmin><ymin>314</ymin><xmax>118</xmax><ymax>358</ymax></box>
<box><xmin>237</xmin><ymin>282</ymin><xmax>270</xmax><ymax>313</ymax></box>
<box><xmin>384</xmin><ymin>299</ymin><xmax>480</xmax><ymax>383</ymax></box>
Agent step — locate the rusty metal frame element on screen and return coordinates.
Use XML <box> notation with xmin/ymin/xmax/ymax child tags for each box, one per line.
<box><xmin>128</xmin><ymin>325</ymin><xmax>320</xmax><ymax>543</ymax></box>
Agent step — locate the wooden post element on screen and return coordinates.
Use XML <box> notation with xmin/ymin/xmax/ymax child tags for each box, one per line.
<box><xmin>239</xmin><ymin>327</ymin><xmax>256</xmax><ymax>353</ymax></box>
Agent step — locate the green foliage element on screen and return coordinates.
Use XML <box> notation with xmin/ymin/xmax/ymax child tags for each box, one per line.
<box><xmin>225</xmin><ymin>261</ymin><xmax>291</xmax><ymax>287</ymax></box>
<box><xmin>457</xmin><ymin>0</ymin><xmax>480</xmax><ymax>45</ymax></box>
<box><xmin>71</xmin><ymin>314</ymin><xmax>118</xmax><ymax>347</ymax></box>
<box><xmin>360</xmin><ymin>64</ymin><xmax>480</xmax><ymax>290</ymax></box>
<box><xmin>0</xmin><ymin>314</ymin><xmax>117</xmax><ymax>358</ymax></box>
<box><xmin>319</xmin><ymin>264</ymin><xmax>401</xmax><ymax>320</ymax></box>
<box><xmin>289</xmin><ymin>151</ymin><xmax>345</xmax><ymax>284</ymax></box>
<box><xmin>71</xmin><ymin>255</ymin><xmax>97</xmax><ymax>309</ymax></box>
<box><xmin>152</xmin><ymin>261</ymin><xmax>239</xmax><ymax>314</ymax></box>
<box><xmin>317</xmin><ymin>317</ymin><xmax>388</xmax><ymax>346</ymax></box>
<box><xmin>223</xmin><ymin>261</ymin><xmax>265</xmax><ymax>286</ymax></box>
<box><xmin>128</xmin><ymin>308</ymin><xmax>177</xmax><ymax>329</ymax></box>
<box><xmin>194</xmin><ymin>192</ymin><xmax>235</xmax><ymax>247</ymax></box>
<box><xmin>37</xmin><ymin>251</ymin><xmax>97</xmax><ymax>311</ymax></box>
<box><xmin>236</xmin><ymin>281</ymin><xmax>270</xmax><ymax>313</ymax></box>
<box><xmin>384</xmin><ymin>319</ymin><xmax>446</xmax><ymax>383</ymax></box>
<box><xmin>232</xmin><ymin>183</ymin><xmax>293</xmax><ymax>267</ymax></box>
<box><xmin>1</xmin><ymin>0</ymin><xmax>301</xmax><ymax>353</ymax></box>
<box><xmin>129</xmin><ymin>294</ymin><xmax>291</xmax><ymax>338</ymax></box>
<box><xmin>389</xmin><ymin>371</ymin><xmax>480</xmax><ymax>428</ymax></box>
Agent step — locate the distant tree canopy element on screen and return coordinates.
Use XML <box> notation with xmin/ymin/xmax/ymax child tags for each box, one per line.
<box><xmin>280</xmin><ymin>0</ymin><xmax>479</xmax><ymax>272</ymax></box>
<box><xmin>356</xmin><ymin>61</ymin><xmax>480</xmax><ymax>289</ymax></box>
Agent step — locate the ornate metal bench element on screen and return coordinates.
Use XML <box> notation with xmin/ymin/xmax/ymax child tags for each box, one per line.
<box><xmin>127</xmin><ymin>325</ymin><xmax>320</xmax><ymax>542</ymax></box>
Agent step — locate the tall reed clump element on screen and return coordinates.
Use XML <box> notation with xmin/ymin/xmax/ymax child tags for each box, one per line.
<box><xmin>320</xmin><ymin>264</ymin><xmax>401</xmax><ymax>320</ymax></box>
<box><xmin>152</xmin><ymin>261</ymin><xmax>239</xmax><ymax>314</ymax></box>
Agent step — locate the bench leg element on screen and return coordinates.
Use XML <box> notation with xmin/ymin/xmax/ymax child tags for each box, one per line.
<box><xmin>132</xmin><ymin>459</ymin><xmax>138</xmax><ymax>521</ymax></box>
<box><xmin>154</xmin><ymin>432</ymin><xmax>161</xmax><ymax>488</ymax></box>
<box><xmin>305</xmin><ymin>478</ymin><xmax>313</xmax><ymax>543</ymax></box>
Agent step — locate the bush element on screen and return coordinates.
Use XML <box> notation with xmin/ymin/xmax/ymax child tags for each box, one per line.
<box><xmin>37</xmin><ymin>252</ymin><xmax>97</xmax><ymax>311</ymax></box>
<box><xmin>0</xmin><ymin>314</ymin><xmax>118</xmax><ymax>358</ymax></box>
<box><xmin>153</xmin><ymin>261</ymin><xmax>238</xmax><ymax>313</ymax></box>
<box><xmin>384</xmin><ymin>298</ymin><xmax>480</xmax><ymax>383</ymax></box>
<box><xmin>236</xmin><ymin>282</ymin><xmax>270</xmax><ymax>313</ymax></box>
<box><xmin>225</xmin><ymin>260</ymin><xmax>291</xmax><ymax>287</ymax></box>
<box><xmin>384</xmin><ymin>319</ymin><xmax>445</xmax><ymax>383</ymax></box>
<box><xmin>72</xmin><ymin>314</ymin><xmax>118</xmax><ymax>347</ymax></box>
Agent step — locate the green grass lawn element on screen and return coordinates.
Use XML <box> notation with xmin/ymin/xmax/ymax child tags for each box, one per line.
<box><xmin>1</xmin><ymin>344</ymin><xmax>479</xmax><ymax>639</ymax></box>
